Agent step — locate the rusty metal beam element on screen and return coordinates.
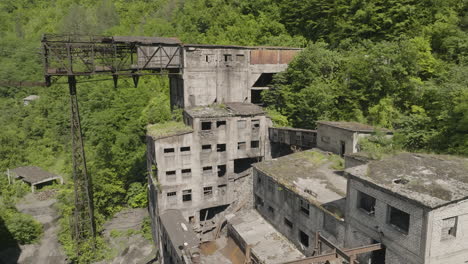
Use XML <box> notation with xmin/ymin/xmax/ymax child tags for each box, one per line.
<box><xmin>343</xmin><ymin>243</ymin><xmax>382</xmax><ymax>256</ymax></box>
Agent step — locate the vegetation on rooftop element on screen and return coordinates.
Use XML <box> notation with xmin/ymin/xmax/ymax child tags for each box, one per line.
<box><xmin>147</xmin><ymin>121</ymin><xmax>192</xmax><ymax>138</ymax></box>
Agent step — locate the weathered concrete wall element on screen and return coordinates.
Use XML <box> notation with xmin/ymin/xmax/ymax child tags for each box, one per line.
<box><xmin>424</xmin><ymin>199</ymin><xmax>468</xmax><ymax>264</ymax></box>
<box><xmin>253</xmin><ymin>169</ymin><xmax>346</xmax><ymax>257</ymax></box>
<box><xmin>317</xmin><ymin>123</ymin><xmax>362</xmax><ymax>155</ymax></box>
<box><xmin>345</xmin><ymin>177</ymin><xmax>427</xmax><ymax>264</ymax></box>
<box><xmin>269</xmin><ymin>127</ymin><xmax>317</xmax><ymax>150</ymax></box>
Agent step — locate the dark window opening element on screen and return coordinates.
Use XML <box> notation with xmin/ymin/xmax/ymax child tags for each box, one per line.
<box><xmin>284</xmin><ymin>217</ymin><xmax>293</xmax><ymax>229</ymax></box>
<box><xmin>236</xmin><ymin>54</ymin><xmax>245</xmax><ymax>62</ymax></box>
<box><xmin>200</xmin><ymin>204</ymin><xmax>229</xmax><ymax>221</ymax></box>
<box><xmin>251</xmin><ymin>140</ymin><xmax>260</xmax><ymax>148</ymax></box>
<box><xmin>182</xmin><ymin>189</ymin><xmax>192</xmax><ymax>202</ymax></box>
<box><xmin>216</xmin><ymin>120</ymin><xmax>226</xmax><ymax>128</ymax></box>
<box><xmin>217</xmin><ymin>144</ymin><xmax>226</xmax><ymax>152</ymax></box>
<box><xmin>299</xmin><ymin>230</ymin><xmax>309</xmax><ymax>247</ymax></box>
<box><xmin>251</xmin><ymin>89</ymin><xmax>262</xmax><ymax>104</ymax></box>
<box><xmin>181</xmin><ymin>146</ymin><xmax>191</xmax><ymax>152</ymax></box>
<box><xmin>234</xmin><ymin>157</ymin><xmax>259</xmax><ymax>174</ymax></box>
<box><xmin>268</xmin><ymin>206</ymin><xmax>275</xmax><ymax>216</ymax></box>
<box><xmin>255</xmin><ymin>195</ymin><xmax>264</xmax><ymax>207</ymax></box>
<box><xmin>166</xmin><ymin>171</ymin><xmax>176</xmax><ymax>176</ymax></box>
<box><xmin>252</xmin><ymin>120</ymin><xmax>260</xmax><ymax>129</ymax></box>
<box><xmin>388</xmin><ymin>206</ymin><xmax>410</xmax><ymax>234</ymax></box>
<box><xmin>167</xmin><ymin>191</ymin><xmax>176</xmax><ymax>197</ymax></box>
<box><xmin>224</xmin><ymin>54</ymin><xmax>232</xmax><ymax>62</ymax></box>
<box><xmin>181</xmin><ymin>169</ymin><xmax>192</xmax><ymax>178</ymax></box>
<box><xmin>201</xmin><ymin>121</ymin><xmax>212</xmax><ymax>130</ymax></box>
<box><xmin>300</xmin><ymin>199</ymin><xmax>310</xmax><ymax>216</ymax></box>
<box><xmin>253</xmin><ymin>73</ymin><xmax>274</xmax><ymax>87</ymax></box>
<box><xmin>217</xmin><ymin>165</ymin><xmax>226</xmax><ymax>177</ymax></box>
<box><xmin>203</xmin><ymin>166</ymin><xmax>213</xmax><ymax>174</ymax></box>
<box><xmin>237</xmin><ymin>142</ymin><xmax>246</xmax><ymax>150</ymax></box>
<box><xmin>164</xmin><ymin>148</ymin><xmax>175</xmax><ymax>154</ymax></box>
<box><xmin>371</xmin><ymin>240</ymin><xmax>386</xmax><ymax>263</ymax></box>
<box><xmin>257</xmin><ymin>174</ymin><xmax>262</xmax><ymax>184</ymax></box>
<box><xmin>202</xmin><ymin>144</ymin><xmax>212</xmax><ymax>152</ymax></box>
<box><xmin>189</xmin><ymin>216</ymin><xmax>195</xmax><ymax>223</ymax></box>
<box><xmin>340</xmin><ymin>140</ymin><xmax>346</xmax><ymax>157</ymax></box>
<box><xmin>203</xmin><ymin>186</ymin><xmax>213</xmax><ymax>197</ymax></box>
<box><xmin>358</xmin><ymin>191</ymin><xmax>376</xmax><ymax>216</ymax></box>
<box><xmin>441</xmin><ymin>217</ymin><xmax>458</xmax><ymax>240</ymax></box>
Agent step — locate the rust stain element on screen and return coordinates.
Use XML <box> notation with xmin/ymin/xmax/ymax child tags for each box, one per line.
<box><xmin>250</xmin><ymin>50</ymin><xmax>279</xmax><ymax>64</ymax></box>
<box><xmin>279</xmin><ymin>50</ymin><xmax>299</xmax><ymax>64</ymax></box>
<box><xmin>220</xmin><ymin>237</ymin><xmax>246</xmax><ymax>264</ymax></box>
<box><xmin>199</xmin><ymin>241</ymin><xmax>219</xmax><ymax>256</ymax></box>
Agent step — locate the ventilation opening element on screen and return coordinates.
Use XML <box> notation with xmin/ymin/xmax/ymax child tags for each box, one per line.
<box><xmin>199</xmin><ymin>204</ymin><xmax>229</xmax><ymax>221</ymax></box>
<box><xmin>253</xmin><ymin>73</ymin><xmax>274</xmax><ymax>87</ymax></box>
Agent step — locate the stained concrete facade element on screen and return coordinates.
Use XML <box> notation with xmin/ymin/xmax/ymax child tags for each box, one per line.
<box><xmin>168</xmin><ymin>45</ymin><xmax>301</xmax><ymax>108</ymax></box>
<box><xmin>147</xmin><ymin>103</ymin><xmax>271</xmax><ymax>225</ymax></box>
<box><xmin>317</xmin><ymin>121</ymin><xmax>392</xmax><ymax>156</ymax></box>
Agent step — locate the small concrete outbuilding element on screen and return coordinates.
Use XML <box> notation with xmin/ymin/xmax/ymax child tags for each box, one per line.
<box><xmin>8</xmin><ymin>166</ymin><xmax>63</xmax><ymax>192</ymax></box>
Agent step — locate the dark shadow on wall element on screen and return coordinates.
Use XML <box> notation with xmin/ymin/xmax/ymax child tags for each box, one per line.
<box><xmin>0</xmin><ymin>216</ymin><xmax>21</xmax><ymax>264</ymax></box>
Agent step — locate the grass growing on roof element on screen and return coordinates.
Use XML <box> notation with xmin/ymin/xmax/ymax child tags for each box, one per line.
<box><xmin>147</xmin><ymin>121</ymin><xmax>192</xmax><ymax>138</ymax></box>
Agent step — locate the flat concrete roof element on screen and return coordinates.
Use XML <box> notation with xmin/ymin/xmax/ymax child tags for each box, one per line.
<box><xmin>253</xmin><ymin>149</ymin><xmax>347</xmax><ymax>219</ymax></box>
<box><xmin>160</xmin><ymin>209</ymin><xmax>199</xmax><ymax>256</ymax></box>
<box><xmin>146</xmin><ymin>121</ymin><xmax>193</xmax><ymax>140</ymax></box>
<box><xmin>10</xmin><ymin>166</ymin><xmax>61</xmax><ymax>185</ymax></box>
<box><xmin>346</xmin><ymin>153</ymin><xmax>468</xmax><ymax>209</ymax></box>
<box><xmin>185</xmin><ymin>103</ymin><xmax>265</xmax><ymax>118</ymax></box>
<box><xmin>229</xmin><ymin>209</ymin><xmax>304</xmax><ymax>263</ymax></box>
<box><xmin>184</xmin><ymin>44</ymin><xmax>302</xmax><ymax>50</ymax></box>
<box><xmin>270</xmin><ymin>127</ymin><xmax>317</xmax><ymax>133</ymax></box>
<box><xmin>317</xmin><ymin>121</ymin><xmax>392</xmax><ymax>133</ymax></box>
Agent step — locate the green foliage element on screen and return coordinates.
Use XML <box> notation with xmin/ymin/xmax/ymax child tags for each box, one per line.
<box><xmin>264</xmin><ymin>107</ymin><xmax>290</xmax><ymax>127</ymax></box>
<box><xmin>140</xmin><ymin>216</ymin><xmax>152</xmax><ymax>241</ymax></box>
<box><xmin>126</xmin><ymin>182</ymin><xmax>147</xmax><ymax>208</ymax></box>
<box><xmin>0</xmin><ymin>207</ymin><xmax>42</xmax><ymax>245</ymax></box>
<box><xmin>359</xmin><ymin>131</ymin><xmax>401</xmax><ymax>160</ymax></box>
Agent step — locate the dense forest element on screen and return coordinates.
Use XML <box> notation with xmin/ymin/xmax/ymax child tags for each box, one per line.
<box><xmin>0</xmin><ymin>0</ymin><xmax>467</xmax><ymax>262</ymax></box>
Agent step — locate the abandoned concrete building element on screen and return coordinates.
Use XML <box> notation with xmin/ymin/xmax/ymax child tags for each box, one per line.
<box><xmin>145</xmin><ymin>42</ymin><xmax>467</xmax><ymax>264</ymax></box>
<box><xmin>7</xmin><ymin>166</ymin><xmax>63</xmax><ymax>192</ymax></box>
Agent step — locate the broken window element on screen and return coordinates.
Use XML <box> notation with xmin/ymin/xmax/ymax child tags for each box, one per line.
<box><xmin>202</xmin><ymin>166</ymin><xmax>213</xmax><ymax>175</ymax></box>
<box><xmin>224</xmin><ymin>54</ymin><xmax>232</xmax><ymax>62</ymax></box>
<box><xmin>217</xmin><ymin>165</ymin><xmax>226</xmax><ymax>177</ymax></box>
<box><xmin>216</xmin><ymin>120</ymin><xmax>226</xmax><ymax>128</ymax></box>
<box><xmin>181</xmin><ymin>169</ymin><xmax>192</xmax><ymax>178</ymax></box>
<box><xmin>203</xmin><ymin>186</ymin><xmax>213</xmax><ymax>198</ymax></box>
<box><xmin>300</xmin><ymin>199</ymin><xmax>310</xmax><ymax>216</ymax></box>
<box><xmin>252</xmin><ymin>119</ymin><xmax>260</xmax><ymax>130</ymax></box>
<box><xmin>164</xmin><ymin>148</ymin><xmax>175</xmax><ymax>154</ymax></box>
<box><xmin>237</xmin><ymin>120</ymin><xmax>246</xmax><ymax>129</ymax></box>
<box><xmin>202</xmin><ymin>144</ymin><xmax>212</xmax><ymax>152</ymax></box>
<box><xmin>167</xmin><ymin>191</ymin><xmax>177</xmax><ymax>204</ymax></box>
<box><xmin>299</xmin><ymin>230</ymin><xmax>309</xmax><ymax>247</ymax></box>
<box><xmin>388</xmin><ymin>206</ymin><xmax>410</xmax><ymax>234</ymax></box>
<box><xmin>166</xmin><ymin>171</ymin><xmax>176</xmax><ymax>181</ymax></box>
<box><xmin>255</xmin><ymin>194</ymin><xmax>264</xmax><ymax>207</ymax></box>
<box><xmin>217</xmin><ymin>144</ymin><xmax>226</xmax><ymax>152</ymax></box>
<box><xmin>441</xmin><ymin>217</ymin><xmax>457</xmax><ymax>240</ymax></box>
<box><xmin>251</xmin><ymin>140</ymin><xmax>260</xmax><ymax>148</ymax></box>
<box><xmin>358</xmin><ymin>191</ymin><xmax>376</xmax><ymax>216</ymax></box>
<box><xmin>201</xmin><ymin>121</ymin><xmax>212</xmax><ymax>130</ymax></box>
<box><xmin>180</xmin><ymin>146</ymin><xmax>191</xmax><ymax>153</ymax></box>
<box><xmin>284</xmin><ymin>217</ymin><xmax>293</xmax><ymax>229</ymax></box>
<box><xmin>182</xmin><ymin>189</ymin><xmax>192</xmax><ymax>202</ymax></box>
<box><xmin>237</xmin><ymin>142</ymin><xmax>246</xmax><ymax>150</ymax></box>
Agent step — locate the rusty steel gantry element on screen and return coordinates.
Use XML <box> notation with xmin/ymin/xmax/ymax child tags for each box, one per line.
<box><xmin>41</xmin><ymin>34</ymin><xmax>184</xmax><ymax>252</ymax></box>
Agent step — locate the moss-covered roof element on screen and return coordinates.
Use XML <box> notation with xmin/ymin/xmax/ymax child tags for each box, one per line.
<box><xmin>253</xmin><ymin>149</ymin><xmax>347</xmax><ymax>219</ymax></box>
<box><xmin>347</xmin><ymin>153</ymin><xmax>468</xmax><ymax>208</ymax></box>
<box><xmin>147</xmin><ymin>121</ymin><xmax>193</xmax><ymax>139</ymax></box>
<box><xmin>185</xmin><ymin>102</ymin><xmax>264</xmax><ymax>118</ymax></box>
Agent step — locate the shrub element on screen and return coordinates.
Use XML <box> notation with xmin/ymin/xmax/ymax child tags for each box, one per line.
<box><xmin>1</xmin><ymin>208</ymin><xmax>42</xmax><ymax>245</ymax></box>
<box><xmin>126</xmin><ymin>182</ymin><xmax>147</xmax><ymax>208</ymax></box>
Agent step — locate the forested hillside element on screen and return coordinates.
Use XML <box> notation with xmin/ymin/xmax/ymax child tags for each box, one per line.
<box><xmin>0</xmin><ymin>0</ymin><xmax>467</xmax><ymax>262</ymax></box>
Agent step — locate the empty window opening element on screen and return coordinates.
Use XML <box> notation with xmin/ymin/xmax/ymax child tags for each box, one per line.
<box><xmin>202</xmin><ymin>144</ymin><xmax>212</xmax><ymax>152</ymax></box>
<box><xmin>182</xmin><ymin>189</ymin><xmax>192</xmax><ymax>202</ymax></box>
<box><xmin>300</xmin><ymin>199</ymin><xmax>310</xmax><ymax>216</ymax></box>
<box><xmin>268</xmin><ymin>206</ymin><xmax>275</xmax><ymax>216</ymax></box>
<box><xmin>388</xmin><ymin>206</ymin><xmax>410</xmax><ymax>234</ymax></box>
<box><xmin>237</xmin><ymin>120</ymin><xmax>246</xmax><ymax>129</ymax></box>
<box><xmin>441</xmin><ymin>217</ymin><xmax>458</xmax><ymax>240</ymax></box>
<box><xmin>358</xmin><ymin>191</ymin><xmax>376</xmax><ymax>216</ymax></box>
<box><xmin>202</xmin><ymin>166</ymin><xmax>213</xmax><ymax>175</ymax></box>
<box><xmin>167</xmin><ymin>191</ymin><xmax>176</xmax><ymax>197</ymax></box>
<box><xmin>234</xmin><ymin>157</ymin><xmax>259</xmax><ymax>174</ymax></box>
<box><xmin>217</xmin><ymin>144</ymin><xmax>226</xmax><ymax>152</ymax></box>
<box><xmin>238</xmin><ymin>142</ymin><xmax>246</xmax><ymax>150</ymax></box>
<box><xmin>205</xmin><ymin>54</ymin><xmax>214</xmax><ymax>63</ymax></box>
<box><xmin>236</xmin><ymin>54</ymin><xmax>245</xmax><ymax>62</ymax></box>
<box><xmin>255</xmin><ymin>194</ymin><xmax>264</xmax><ymax>207</ymax></box>
<box><xmin>371</xmin><ymin>239</ymin><xmax>386</xmax><ymax>263</ymax></box>
<box><xmin>181</xmin><ymin>169</ymin><xmax>192</xmax><ymax>178</ymax></box>
<box><xmin>252</xmin><ymin>120</ymin><xmax>260</xmax><ymax>130</ymax></box>
<box><xmin>224</xmin><ymin>54</ymin><xmax>232</xmax><ymax>62</ymax></box>
<box><xmin>284</xmin><ymin>217</ymin><xmax>293</xmax><ymax>229</ymax></box>
<box><xmin>201</xmin><ymin>121</ymin><xmax>212</xmax><ymax>130</ymax></box>
<box><xmin>253</xmin><ymin>73</ymin><xmax>274</xmax><ymax>87</ymax></box>
<box><xmin>216</xmin><ymin>120</ymin><xmax>226</xmax><ymax>128</ymax></box>
<box><xmin>166</xmin><ymin>170</ymin><xmax>176</xmax><ymax>181</ymax></box>
<box><xmin>251</xmin><ymin>89</ymin><xmax>262</xmax><ymax>104</ymax></box>
<box><xmin>180</xmin><ymin>146</ymin><xmax>191</xmax><ymax>152</ymax></box>
<box><xmin>251</xmin><ymin>140</ymin><xmax>260</xmax><ymax>148</ymax></box>
<box><xmin>164</xmin><ymin>148</ymin><xmax>175</xmax><ymax>154</ymax></box>
<box><xmin>218</xmin><ymin>184</ymin><xmax>227</xmax><ymax>195</ymax></box>
<box><xmin>167</xmin><ymin>191</ymin><xmax>177</xmax><ymax>203</ymax></box>
<box><xmin>299</xmin><ymin>230</ymin><xmax>309</xmax><ymax>247</ymax></box>
<box><xmin>340</xmin><ymin>140</ymin><xmax>346</xmax><ymax>157</ymax></box>
<box><xmin>217</xmin><ymin>165</ymin><xmax>226</xmax><ymax>177</ymax></box>
<box><xmin>203</xmin><ymin>186</ymin><xmax>213</xmax><ymax>198</ymax></box>
<box><xmin>199</xmin><ymin>204</ymin><xmax>229</xmax><ymax>221</ymax></box>
<box><xmin>189</xmin><ymin>216</ymin><xmax>195</xmax><ymax>223</ymax></box>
